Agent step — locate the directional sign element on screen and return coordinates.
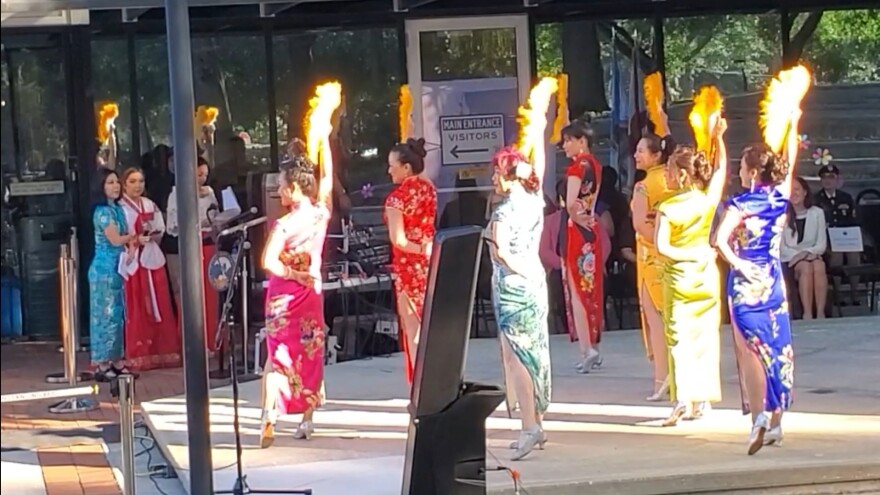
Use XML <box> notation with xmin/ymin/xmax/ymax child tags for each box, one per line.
<box><xmin>439</xmin><ymin>114</ymin><xmax>505</xmax><ymax>166</ymax></box>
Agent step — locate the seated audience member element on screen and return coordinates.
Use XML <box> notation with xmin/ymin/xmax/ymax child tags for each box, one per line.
<box><xmin>783</xmin><ymin>177</ymin><xmax>828</xmax><ymax>319</ymax></box>
<box><xmin>814</xmin><ymin>162</ymin><xmax>861</xmax><ymax>305</ymax></box>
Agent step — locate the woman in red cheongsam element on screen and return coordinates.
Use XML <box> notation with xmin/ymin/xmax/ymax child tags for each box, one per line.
<box><xmin>559</xmin><ymin>121</ymin><xmax>605</xmax><ymax>373</ymax></box>
<box><xmin>384</xmin><ymin>138</ymin><xmax>437</xmax><ymax>385</ymax></box>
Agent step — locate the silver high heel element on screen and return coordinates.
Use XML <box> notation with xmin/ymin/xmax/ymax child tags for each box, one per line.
<box><xmin>748</xmin><ymin>413</ymin><xmax>770</xmax><ymax>455</ymax></box>
<box><xmin>511</xmin><ymin>426</ymin><xmax>543</xmax><ymax>461</ymax></box>
<box><xmin>293</xmin><ymin>420</ymin><xmax>314</xmax><ymax>440</ymax></box>
<box><xmin>509</xmin><ymin>429</ymin><xmax>548</xmax><ymax>450</ymax></box>
<box><xmin>646</xmin><ymin>377</ymin><xmax>670</xmax><ymax>402</ymax></box>
<box><xmin>577</xmin><ymin>350</ymin><xmax>601</xmax><ymax>374</ymax></box>
<box><xmin>661</xmin><ymin>401</ymin><xmax>691</xmax><ymax>427</ymax></box>
<box><xmin>764</xmin><ymin>425</ymin><xmax>784</xmax><ymax>446</ymax></box>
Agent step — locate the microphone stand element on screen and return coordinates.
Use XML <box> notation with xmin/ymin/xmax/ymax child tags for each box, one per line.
<box><xmin>213</xmin><ymin>227</ymin><xmax>311</xmax><ymax>495</ymax></box>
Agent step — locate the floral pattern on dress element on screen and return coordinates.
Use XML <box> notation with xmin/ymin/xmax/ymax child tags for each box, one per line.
<box><xmin>489</xmin><ymin>187</ymin><xmax>552</xmax><ymax>415</ymax></box>
<box><xmin>264</xmin><ymin>201</ymin><xmax>329</xmax><ymax>414</ymax></box>
<box><xmin>384</xmin><ymin>175</ymin><xmax>437</xmax><ymax>384</ymax></box>
<box><xmin>726</xmin><ymin>185</ymin><xmax>794</xmax><ymax>413</ymax></box>
<box><xmin>561</xmin><ymin>153</ymin><xmax>605</xmax><ymax>344</ymax></box>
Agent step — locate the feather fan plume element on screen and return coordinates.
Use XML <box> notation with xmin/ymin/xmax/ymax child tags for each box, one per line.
<box><xmin>550</xmin><ymin>73</ymin><xmax>569</xmax><ymax>144</ymax></box>
<box><xmin>644</xmin><ymin>71</ymin><xmax>669</xmax><ymax>137</ymax></box>
<box><xmin>304</xmin><ymin>82</ymin><xmax>343</xmax><ymax>166</ymax></box>
<box><xmin>760</xmin><ymin>65</ymin><xmax>812</xmax><ymax>154</ymax></box>
<box><xmin>399</xmin><ymin>84</ymin><xmax>413</xmax><ymax>142</ymax></box>
<box><xmin>688</xmin><ymin>85</ymin><xmax>724</xmax><ymax>154</ymax></box>
<box><xmin>96</xmin><ymin>101</ymin><xmax>119</xmax><ymax>146</ymax></box>
<box><xmin>194</xmin><ymin>106</ymin><xmax>219</xmax><ymax>135</ymax></box>
<box><xmin>516</xmin><ymin>77</ymin><xmax>558</xmax><ymax>160</ymax></box>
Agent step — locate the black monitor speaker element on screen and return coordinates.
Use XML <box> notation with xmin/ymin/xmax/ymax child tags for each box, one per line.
<box><xmin>401</xmin><ymin>225</ymin><xmax>505</xmax><ymax>495</ymax></box>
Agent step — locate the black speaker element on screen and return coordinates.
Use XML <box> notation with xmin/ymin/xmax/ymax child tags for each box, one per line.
<box><xmin>402</xmin><ymin>226</ymin><xmax>505</xmax><ymax>495</ymax></box>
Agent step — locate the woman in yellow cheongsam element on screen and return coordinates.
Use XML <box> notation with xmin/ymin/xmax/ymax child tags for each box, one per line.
<box><xmin>654</xmin><ymin>116</ymin><xmax>728</xmax><ymax>426</ymax></box>
<box><xmin>631</xmin><ymin>134</ymin><xmax>677</xmax><ymax>401</ymax></box>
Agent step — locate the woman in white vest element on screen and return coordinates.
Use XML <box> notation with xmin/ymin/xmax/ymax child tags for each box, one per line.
<box><xmin>165</xmin><ymin>156</ymin><xmax>220</xmax><ymax>350</ymax></box>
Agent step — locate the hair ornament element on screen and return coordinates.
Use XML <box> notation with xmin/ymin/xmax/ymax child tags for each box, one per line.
<box><xmin>515</xmin><ymin>161</ymin><xmax>532</xmax><ymax>179</ymax></box>
<box><xmin>812</xmin><ymin>147</ymin><xmax>833</xmax><ymax>166</ymax></box>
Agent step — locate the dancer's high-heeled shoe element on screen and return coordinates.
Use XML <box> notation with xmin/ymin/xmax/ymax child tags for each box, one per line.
<box><xmin>661</xmin><ymin>401</ymin><xmax>691</xmax><ymax>427</ymax></box>
<box><xmin>293</xmin><ymin>421</ymin><xmax>314</xmax><ymax>440</ymax></box>
<box><xmin>576</xmin><ymin>350</ymin><xmax>602</xmax><ymax>374</ymax></box>
<box><xmin>511</xmin><ymin>426</ymin><xmax>543</xmax><ymax>461</ymax></box>
<box><xmin>509</xmin><ymin>429</ymin><xmax>548</xmax><ymax>450</ymax></box>
<box><xmin>686</xmin><ymin>401</ymin><xmax>711</xmax><ymax>420</ymax></box>
<box><xmin>259</xmin><ymin>411</ymin><xmax>276</xmax><ymax>449</ymax></box>
<box><xmin>764</xmin><ymin>425</ymin><xmax>783</xmax><ymax>446</ymax></box>
<box><xmin>646</xmin><ymin>377</ymin><xmax>670</xmax><ymax>402</ymax></box>
<box><xmin>748</xmin><ymin>413</ymin><xmax>770</xmax><ymax>455</ymax></box>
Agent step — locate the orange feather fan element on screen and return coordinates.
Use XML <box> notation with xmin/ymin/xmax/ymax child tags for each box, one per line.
<box><xmin>96</xmin><ymin>101</ymin><xmax>119</xmax><ymax>146</ymax></box>
<box><xmin>688</xmin><ymin>85</ymin><xmax>724</xmax><ymax>154</ymax></box>
<box><xmin>760</xmin><ymin>65</ymin><xmax>812</xmax><ymax>154</ymax></box>
<box><xmin>399</xmin><ymin>84</ymin><xmax>413</xmax><ymax>142</ymax></box>
<box><xmin>643</xmin><ymin>72</ymin><xmax>669</xmax><ymax>137</ymax></box>
<box><xmin>550</xmin><ymin>73</ymin><xmax>569</xmax><ymax>144</ymax></box>
<box><xmin>195</xmin><ymin>105</ymin><xmax>219</xmax><ymax>132</ymax></box>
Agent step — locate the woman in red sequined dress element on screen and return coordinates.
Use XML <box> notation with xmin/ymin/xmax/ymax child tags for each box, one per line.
<box><xmin>383</xmin><ymin>138</ymin><xmax>437</xmax><ymax>385</ymax></box>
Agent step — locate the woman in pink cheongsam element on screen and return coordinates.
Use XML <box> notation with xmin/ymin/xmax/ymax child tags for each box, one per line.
<box><xmin>259</xmin><ymin>139</ymin><xmax>333</xmax><ymax>448</ymax></box>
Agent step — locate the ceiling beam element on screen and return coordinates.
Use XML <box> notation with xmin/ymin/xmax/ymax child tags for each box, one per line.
<box><xmin>1</xmin><ymin>0</ymin><xmax>336</xmax><ymax>13</ymax></box>
<box><xmin>258</xmin><ymin>1</ymin><xmax>298</xmax><ymax>16</ymax></box>
<box><xmin>392</xmin><ymin>0</ymin><xmax>439</xmax><ymax>13</ymax></box>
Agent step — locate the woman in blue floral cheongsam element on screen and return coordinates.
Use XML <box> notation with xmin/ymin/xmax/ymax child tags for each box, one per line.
<box><xmin>715</xmin><ymin>110</ymin><xmax>802</xmax><ymax>456</ymax></box>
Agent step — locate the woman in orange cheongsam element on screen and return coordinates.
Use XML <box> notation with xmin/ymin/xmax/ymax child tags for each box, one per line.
<box><xmin>559</xmin><ymin>121</ymin><xmax>605</xmax><ymax>373</ymax></box>
<box><xmin>384</xmin><ymin>138</ymin><xmax>437</xmax><ymax>385</ymax></box>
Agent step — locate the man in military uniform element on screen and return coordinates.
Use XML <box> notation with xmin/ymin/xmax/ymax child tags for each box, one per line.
<box><xmin>814</xmin><ymin>163</ymin><xmax>862</xmax><ymax>306</ymax></box>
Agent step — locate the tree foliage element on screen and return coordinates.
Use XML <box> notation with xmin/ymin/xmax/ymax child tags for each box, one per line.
<box><xmin>1</xmin><ymin>9</ymin><xmax>877</xmax><ymax>182</ymax></box>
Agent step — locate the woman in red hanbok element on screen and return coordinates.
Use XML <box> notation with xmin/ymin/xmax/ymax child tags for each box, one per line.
<box><xmin>559</xmin><ymin>121</ymin><xmax>605</xmax><ymax>373</ymax></box>
<box><xmin>384</xmin><ymin>138</ymin><xmax>437</xmax><ymax>384</ymax></box>
<box><xmin>119</xmin><ymin>167</ymin><xmax>181</xmax><ymax>371</ymax></box>
<box><xmin>259</xmin><ymin>139</ymin><xmax>334</xmax><ymax>447</ymax></box>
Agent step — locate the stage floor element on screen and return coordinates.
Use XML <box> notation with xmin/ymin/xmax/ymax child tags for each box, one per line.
<box><xmin>142</xmin><ymin>316</ymin><xmax>880</xmax><ymax>495</ymax></box>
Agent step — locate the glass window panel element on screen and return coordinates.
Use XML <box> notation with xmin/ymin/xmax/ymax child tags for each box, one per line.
<box><xmin>1</xmin><ymin>35</ymin><xmax>69</xmax><ymax>177</ymax></box>
<box><xmin>91</xmin><ymin>38</ymin><xmax>134</xmax><ymax>166</ymax></box>
<box><xmin>273</xmin><ymin>27</ymin><xmax>403</xmax><ymax>203</ymax></box>
<box><xmin>191</xmin><ymin>34</ymin><xmax>270</xmax><ymax>171</ymax></box>
<box><xmin>135</xmin><ymin>36</ymin><xmax>172</xmax><ymax>153</ymax></box>
<box><xmin>419</xmin><ymin>28</ymin><xmax>517</xmax><ymax>82</ymax></box>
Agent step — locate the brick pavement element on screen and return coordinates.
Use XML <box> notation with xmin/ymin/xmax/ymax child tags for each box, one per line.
<box><xmin>0</xmin><ymin>342</ymin><xmax>207</xmax><ymax>495</ymax></box>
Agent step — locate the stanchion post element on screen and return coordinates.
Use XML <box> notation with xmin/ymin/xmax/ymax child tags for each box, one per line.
<box><xmin>118</xmin><ymin>374</ymin><xmax>137</xmax><ymax>495</ymax></box>
<box><xmin>69</xmin><ymin>227</ymin><xmax>88</xmax><ymax>353</ymax></box>
<box><xmin>48</xmin><ymin>245</ymin><xmax>98</xmax><ymax>414</ymax></box>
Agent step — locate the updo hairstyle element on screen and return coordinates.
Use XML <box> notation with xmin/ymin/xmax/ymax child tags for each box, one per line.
<box><xmin>742</xmin><ymin>142</ymin><xmax>788</xmax><ymax>186</ymax></box>
<box><xmin>390</xmin><ymin>138</ymin><xmax>427</xmax><ymax>174</ymax></box>
<box><xmin>668</xmin><ymin>145</ymin><xmax>713</xmax><ymax>190</ymax></box>
<box><xmin>280</xmin><ymin>138</ymin><xmax>318</xmax><ymax>202</ymax></box>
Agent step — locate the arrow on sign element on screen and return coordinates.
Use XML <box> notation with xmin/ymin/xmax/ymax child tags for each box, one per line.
<box><xmin>450</xmin><ymin>145</ymin><xmax>487</xmax><ymax>159</ymax></box>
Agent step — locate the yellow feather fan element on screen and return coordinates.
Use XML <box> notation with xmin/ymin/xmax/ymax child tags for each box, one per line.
<box><xmin>399</xmin><ymin>84</ymin><xmax>413</xmax><ymax>142</ymax></box>
<box><xmin>96</xmin><ymin>101</ymin><xmax>119</xmax><ymax>146</ymax></box>
<box><xmin>688</xmin><ymin>85</ymin><xmax>724</xmax><ymax>154</ymax></box>
<box><xmin>194</xmin><ymin>105</ymin><xmax>219</xmax><ymax>134</ymax></box>
<box><xmin>644</xmin><ymin>71</ymin><xmax>669</xmax><ymax>137</ymax></box>
<box><xmin>304</xmin><ymin>82</ymin><xmax>343</xmax><ymax>166</ymax></box>
<box><xmin>516</xmin><ymin>77</ymin><xmax>559</xmax><ymax>160</ymax></box>
<box><xmin>760</xmin><ymin>65</ymin><xmax>812</xmax><ymax>154</ymax></box>
<box><xmin>550</xmin><ymin>73</ymin><xmax>569</xmax><ymax>144</ymax></box>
